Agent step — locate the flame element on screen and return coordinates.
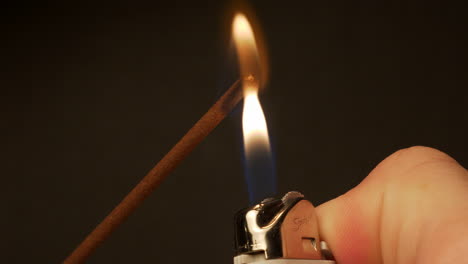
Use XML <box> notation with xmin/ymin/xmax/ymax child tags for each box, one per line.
<box><xmin>232</xmin><ymin>13</ymin><xmax>256</xmax><ymax>51</ymax></box>
<box><xmin>242</xmin><ymin>90</ymin><xmax>271</xmax><ymax>153</ymax></box>
<box><xmin>232</xmin><ymin>13</ymin><xmax>262</xmax><ymax>93</ymax></box>
<box><xmin>232</xmin><ymin>12</ymin><xmax>272</xmax><ymax>181</ymax></box>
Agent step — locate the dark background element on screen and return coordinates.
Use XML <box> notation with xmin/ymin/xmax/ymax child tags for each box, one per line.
<box><xmin>1</xmin><ymin>1</ymin><xmax>467</xmax><ymax>263</ymax></box>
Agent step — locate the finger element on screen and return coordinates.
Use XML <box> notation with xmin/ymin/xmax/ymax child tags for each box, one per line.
<box><xmin>316</xmin><ymin>146</ymin><xmax>468</xmax><ymax>264</ymax></box>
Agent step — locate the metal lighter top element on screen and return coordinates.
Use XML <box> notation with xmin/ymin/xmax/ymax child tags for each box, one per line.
<box><xmin>234</xmin><ymin>192</ymin><xmax>336</xmax><ymax>264</ymax></box>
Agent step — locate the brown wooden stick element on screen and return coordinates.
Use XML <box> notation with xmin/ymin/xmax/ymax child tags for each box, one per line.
<box><xmin>64</xmin><ymin>80</ymin><xmax>242</xmax><ymax>263</ymax></box>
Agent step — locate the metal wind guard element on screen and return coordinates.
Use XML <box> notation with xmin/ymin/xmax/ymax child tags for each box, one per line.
<box><xmin>234</xmin><ymin>192</ymin><xmax>336</xmax><ymax>264</ymax></box>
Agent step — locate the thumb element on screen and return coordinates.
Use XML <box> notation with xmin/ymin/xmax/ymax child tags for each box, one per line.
<box><xmin>316</xmin><ymin>146</ymin><xmax>468</xmax><ymax>264</ymax></box>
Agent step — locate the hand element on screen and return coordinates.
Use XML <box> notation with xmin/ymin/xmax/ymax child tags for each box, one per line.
<box><xmin>317</xmin><ymin>146</ymin><xmax>468</xmax><ymax>264</ymax></box>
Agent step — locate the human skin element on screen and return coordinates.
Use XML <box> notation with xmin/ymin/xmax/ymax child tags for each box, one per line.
<box><xmin>316</xmin><ymin>146</ymin><xmax>468</xmax><ymax>264</ymax></box>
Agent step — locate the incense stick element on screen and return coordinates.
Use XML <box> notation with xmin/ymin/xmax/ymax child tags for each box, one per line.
<box><xmin>64</xmin><ymin>80</ymin><xmax>242</xmax><ymax>263</ymax></box>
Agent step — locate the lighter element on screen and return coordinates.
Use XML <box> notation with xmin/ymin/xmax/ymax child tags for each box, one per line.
<box><xmin>234</xmin><ymin>192</ymin><xmax>336</xmax><ymax>264</ymax></box>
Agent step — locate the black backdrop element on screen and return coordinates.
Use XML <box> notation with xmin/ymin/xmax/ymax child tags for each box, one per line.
<box><xmin>1</xmin><ymin>1</ymin><xmax>467</xmax><ymax>263</ymax></box>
